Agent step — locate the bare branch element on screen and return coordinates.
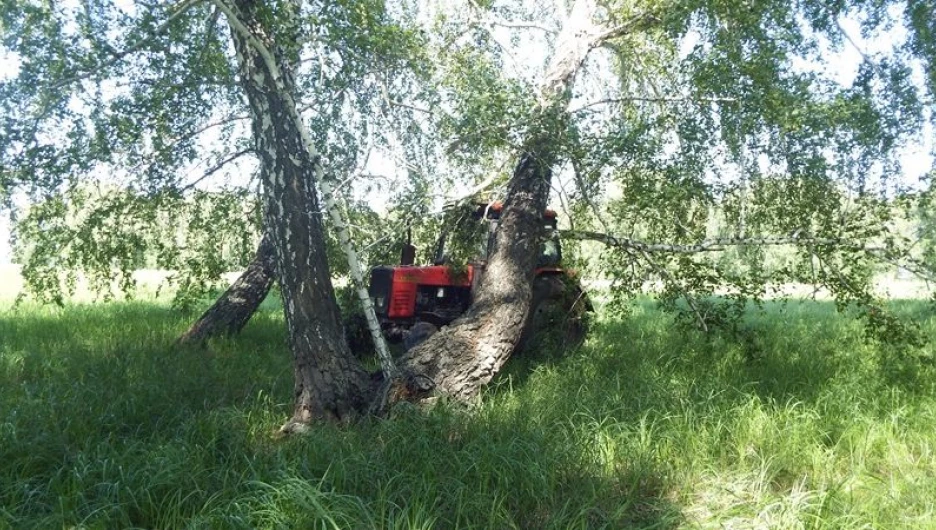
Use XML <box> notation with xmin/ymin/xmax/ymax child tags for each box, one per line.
<box><xmin>866</xmin><ymin>249</ymin><xmax>936</xmax><ymax>284</ymax></box>
<box><xmin>488</xmin><ymin>19</ymin><xmax>557</xmax><ymax>34</ymax></box>
<box><xmin>439</xmin><ymin>155</ymin><xmax>512</xmax><ymax>209</ymax></box>
<box><xmin>817</xmin><ymin>0</ymin><xmax>889</xmax><ymax>80</ymax></box>
<box><xmin>589</xmin><ymin>10</ymin><xmax>663</xmax><ymax>49</ymax></box>
<box><xmin>569</xmin><ymin>95</ymin><xmax>738</xmax><ymax>114</ymax></box>
<box><xmin>177</xmin><ymin>147</ymin><xmax>254</xmax><ymax>193</ymax></box>
<box><xmin>123</xmin><ymin>112</ymin><xmax>251</xmax><ymax>185</ymax></box>
<box><xmin>178</xmin><ymin>113</ymin><xmax>251</xmax><ymax>145</ymax></box>
<box><xmin>551</xmin><ymin>173</ymin><xmax>575</xmax><ymax>231</ymax></box>
<box><xmin>464</xmin><ymin>1</ymin><xmax>557</xmax><ymax>35</ymax></box>
<box><xmin>462</xmin><ymin>3</ymin><xmax>525</xmax><ymax>72</ymax></box>
<box><xmin>387</xmin><ymin>100</ymin><xmax>435</xmax><ymax>115</ymax></box>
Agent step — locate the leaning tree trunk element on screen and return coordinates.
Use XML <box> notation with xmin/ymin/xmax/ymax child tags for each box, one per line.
<box><xmin>222</xmin><ymin>0</ymin><xmax>372</xmax><ymax>425</ymax></box>
<box><xmin>397</xmin><ymin>0</ymin><xmax>641</xmax><ymax>402</ymax></box>
<box><xmin>177</xmin><ymin>235</ymin><xmax>276</xmax><ymax>345</ymax></box>
<box><xmin>397</xmin><ymin>138</ymin><xmax>555</xmax><ymax>401</ymax></box>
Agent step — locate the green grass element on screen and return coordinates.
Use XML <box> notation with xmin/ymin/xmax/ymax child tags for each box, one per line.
<box><xmin>2</xmin><ymin>296</ymin><xmax>936</xmax><ymax>529</ymax></box>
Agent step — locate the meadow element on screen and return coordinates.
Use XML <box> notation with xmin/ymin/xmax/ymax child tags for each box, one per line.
<box><xmin>2</xmin><ymin>281</ymin><xmax>936</xmax><ymax>528</ymax></box>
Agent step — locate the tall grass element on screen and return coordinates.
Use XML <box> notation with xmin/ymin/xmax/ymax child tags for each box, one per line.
<box><xmin>1</xmin><ymin>295</ymin><xmax>935</xmax><ymax>528</ymax></box>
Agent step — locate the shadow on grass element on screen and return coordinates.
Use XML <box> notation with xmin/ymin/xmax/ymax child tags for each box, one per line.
<box><xmin>0</xmin><ymin>301</ymin><xmax>292</xmax><ymax>441</ymax></box>
<box><xmin>7</xmin><ymin>296</ymin><xmax>934</xmax><ymax>528</ymax></box>
<box><xmin>487</xmin><ymin>296</ymin><xmax>936</xmax><ymax>526</ymax></box>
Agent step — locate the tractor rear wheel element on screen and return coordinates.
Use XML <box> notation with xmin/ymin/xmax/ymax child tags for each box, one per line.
<box><xmin>516</xmin><ymin>275</ymin><xmax>591</xmax><ymax>355</ymax></box>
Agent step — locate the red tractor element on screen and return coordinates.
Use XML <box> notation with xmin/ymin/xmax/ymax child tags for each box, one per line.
<box><xmin>367</xmin><ymin>202</ymin><xmax>591</xmax><ymax>351</ymax></box>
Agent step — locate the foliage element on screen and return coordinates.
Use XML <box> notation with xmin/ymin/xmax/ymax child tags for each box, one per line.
<box><xmin>1</xmin><ymin>0</ymin><xmax>934</xmax><ymax>343</ymax></box>
<box><xmin>913</xmin><ymin>177</ymin><xmax>936</xmax><ymax>278</ymax></box>
<box><xmin>2</xmin><ymin>293</ymin><xmax>936</xmax><ymax>528</ymax></box>
<box><xmin>12</xmin><ymin>186</ymin><xmax>261</xmax><ymax>310</ymax></box>
<box><xmin>431</xmin><ymin>202</ymin><xmax>491</xmax><ymax>270</ymax></box>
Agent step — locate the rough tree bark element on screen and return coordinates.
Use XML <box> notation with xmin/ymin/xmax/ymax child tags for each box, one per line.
<box><xmin>396</xmin><ymin>136</ymin><xmax>556</xmax><ymax>401</ymax></box>
<box><xmin>220</xmin><ymin>0</ymin><xmax>373</xmax><ymax>425</ymax></box>
<box><xmin>176</xmin><ymin>235</ymin><xmax>276</xmax><ymax>345</ymax></box>
<box><xmin>396</xmin><ymin>0</ymin><xmax>645</xmax><ymax>401</ymax></box>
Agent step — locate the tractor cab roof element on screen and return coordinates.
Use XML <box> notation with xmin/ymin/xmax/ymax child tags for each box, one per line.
<box><xmin>472</xmin><ymin>201</ymin><xmax>558</xmax><ymax>221</ymax></box>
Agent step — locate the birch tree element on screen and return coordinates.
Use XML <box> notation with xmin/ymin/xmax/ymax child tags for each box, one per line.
<box><xmin>2</xmin><ymin>0</ymin><xmax>424</xmax><ymax>424</ymax></box>
<box><xmin>391</xmin><ymin>0</ymin><xmax>934</xmax><ymax>399</ymax></box>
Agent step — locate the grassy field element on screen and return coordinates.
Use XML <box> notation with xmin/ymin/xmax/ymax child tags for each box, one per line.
<box><xmin>2</xmin><ymin>290</ymin><xmax>936</xmax><ymax>528</ymax></box>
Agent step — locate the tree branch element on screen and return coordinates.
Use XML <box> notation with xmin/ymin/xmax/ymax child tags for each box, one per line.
<box><xmin>489</xmin><ymin>19</ymin><xmax>557</xmax><ymax>34</ymax></box>
<box><xmin>866</xmin><ymin>249</ymin><xmax>936</xmax><ymax>284</ymax></box>
<box><xmin>563</xmin><ymin>230</ymin><xmax>844</xmax><ymax>253</ymax></box>
<box><xmin>569</xmin><ymin>95</ymin><xmax>739</xmax><ymax>114</ymax></box>
<box><xmin>177</xmin><ymin>147</ymin><xmax>255</xmax><ymax>193</ymax></box>
<box><xmin>439</xmin><ymin>155</ymin><xmax>512</xmax><ymax>209</ymax></box>
<box><xmin>465</xmin><ymin>0</ymin><xmax>557</xmax><ymax>34</ymax></box>
<box><xmin>589</xmin><ymin>11</ymin><xmax>661</xmax><ymax>48</ymax></box>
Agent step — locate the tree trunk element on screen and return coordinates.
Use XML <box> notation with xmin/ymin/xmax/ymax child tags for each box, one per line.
<box><xmin>397</xmin><ymin>139</ymin><xmax>555</xmax><ymax>400</ymax></box>
<box><xmin>223</xmin><ymin>0</ymin><xmax>372</xmax><ymax>425</ymax></box>
<box><xmin>176</xmin><ymin>235</ymin><xmax>276</xmax><ymax>345</ymax></box>
<box><xmin>396</xmin><ymin>0</ymin><xmax>626</xmax><ymax>402</ymax></box>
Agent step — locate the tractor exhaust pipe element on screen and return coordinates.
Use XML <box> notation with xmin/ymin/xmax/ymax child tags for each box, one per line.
<box><xmin>400</xmin><ymin>227</ymin><xmax>416</xmax><ymax>266</ymax></box>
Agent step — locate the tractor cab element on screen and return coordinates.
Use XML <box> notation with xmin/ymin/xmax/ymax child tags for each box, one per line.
<box><xmin>367</xmin><ymin>202</ymin><xmax>567</xmax><ymax>343</ymax></box>
<box><xmin>429</xmin><ymin>202</ymin><xmax>562</xmax><ymax>269</ymax></box>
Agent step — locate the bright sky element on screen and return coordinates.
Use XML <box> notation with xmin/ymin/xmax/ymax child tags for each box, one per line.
<box><xmin>0</xmin><ymin>8</ymin><xmax>933</xmax><ymax>265</ymax></box>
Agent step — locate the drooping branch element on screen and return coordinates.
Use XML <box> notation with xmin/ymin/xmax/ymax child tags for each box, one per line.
<box><xmin>563</xmin><ymin>230</ymin><xmax>844</xmax><ymax>253</ymax></box>
<box><xmin>570</xmin><ymin>228</ymin><xmax>936</xmax><ymax>311</ymax></box>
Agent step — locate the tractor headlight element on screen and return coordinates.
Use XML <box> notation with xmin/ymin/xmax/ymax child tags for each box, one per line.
<box><xmin>436</xmin><ymin>288</ymin><xmax>445</xmax><ymax>298</ymax></box>
<box><xmin>374</xmin><ymin>296</ymin><xmax>385</xmax><ymax>308</ymax></box>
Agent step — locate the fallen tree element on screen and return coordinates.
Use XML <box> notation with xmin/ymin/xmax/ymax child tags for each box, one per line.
<box><xmin>394</xmin><ymin>0</ymin><xmax>660</xmax><ymax>401</ymax></box>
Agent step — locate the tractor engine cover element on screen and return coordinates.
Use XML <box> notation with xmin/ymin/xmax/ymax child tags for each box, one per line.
<box><xmin>369</xmin><ymin>265</ymin><xmax>476</xmax><ymax>326</ymax></box>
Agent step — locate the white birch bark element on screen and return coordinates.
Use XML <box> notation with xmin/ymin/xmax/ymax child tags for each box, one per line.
<box><xmin>213</xmin><ymin>0</ymin><xmax>396</xmax><ymax>378</ymax></box>
<box><xmin>318</xmin><ymin>177</ymin><xmax>396</xmax><ymax>377</ymax></box>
